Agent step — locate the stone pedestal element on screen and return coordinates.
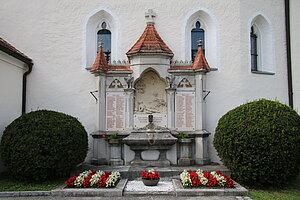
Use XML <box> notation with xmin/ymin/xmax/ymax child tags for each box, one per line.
<box><xmin>109</xmin><ymin>139</ymin><xmax>124</xmax><ymax>166</ymax></box>
<box><xmin>178</xmin><ymin>138</ymin><xmax>192</xmax><ymax>166</ymax></box>
<box><xmin>195</xmin><ymin>130</ymin><xmax>211</xmax><ymax>165</ymax></box>
<box><xmin>91</xmin><ymin>135</ymin><xmax>109</xmax><ymax>165</ymax></box>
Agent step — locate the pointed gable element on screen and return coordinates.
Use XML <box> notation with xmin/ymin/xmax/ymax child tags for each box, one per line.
<box><xmin>90</xmin><ymin>45</ymin><xmax>109</xmax><ymax>72</ymax></box>
<box><xmin>192</xmin><ymin>41</ymin><xmax>211</xmax><ymax>70</ymax></box>
<box><xmin>126</xmin><ymin>24</ymin><xmax>173</xmax><ymax>57</ymax></box>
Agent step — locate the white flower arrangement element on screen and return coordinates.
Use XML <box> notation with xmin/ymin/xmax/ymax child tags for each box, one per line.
<box><xmin>179</xmin><ymin>169</ymin><xmax>234</xmax><ymax>188</ymax></box>
<box><xmin>179</xmin><ymin>170</ymin><xmax>192</xmax><ymax>187</ymax></box>
<box><xmin>89</xmin><ymin>170</ymin><xmax>105</xmax><ymax>187</ymax></box>
<box><xmin>74</xmin><ymin>170</ymin><xmax>92</xmax><ymax>187</ymax></box>
<box><xmin>106</xmin><ymin>171</ymin><xmax>121</xmax><ymax>187</ymax></box>
<box><xmin>66</xmin><ymin>170</ymin><xmax>121</xmax><ymax>188</ymax></box>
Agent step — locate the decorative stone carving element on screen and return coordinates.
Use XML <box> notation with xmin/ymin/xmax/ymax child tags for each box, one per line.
<box><xmin>178</xmin><ymin>78</ymin><xmax>192</xmax><ymax>88</ymax></box>
<box><xmin>166</xmin><ymin>75</ymin><xmax>176</xmax><ymax>89</ymax></box>
<box><xmin>124</xmin><ymin>77</ymin><xmax>134</xmax><ymax>89</ymax></box>
<box><xmin>134</xmin><ymin>70</ymin><xmax>167</xmax><ymax>114</ymax></box>
<box><xmin>109</xmin><ymin>79</ymin><xmax>124</xmax><ymax>88</ymax></box>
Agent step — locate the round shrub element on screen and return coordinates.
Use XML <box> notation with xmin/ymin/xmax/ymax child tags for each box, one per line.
<box><xmin>213</xmin><ymin>99</ymin><xmax>300</xmax><ymax>187</ymax></box>
<box><xmin>0</xmin><ymin>110</ymin><xmax>88</xmax><ymax>181</ymax></box>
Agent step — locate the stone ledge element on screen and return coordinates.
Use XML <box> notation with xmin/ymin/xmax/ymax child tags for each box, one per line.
<box><xmin>172</xmin><ymin>179</ymin><xmax>248</xmax><ymax>197</ymax></box>
<box><xmin>0</xmin><ymin>191</ymin><xmax>51</xmax><ymax>197</ymax></box>
<box><xmin>51</xmin><ymin>179</ymin><xmax>127</xmax><ymax>197</ymax></box>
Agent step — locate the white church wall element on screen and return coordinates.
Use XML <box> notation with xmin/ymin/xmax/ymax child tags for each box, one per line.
<box><xmin>0</xmin><ymin>0</ymin><xmax>289</xmax><ymax>164</ymax></box>
<box><xmin>290</xmin><ymin>0</ymin><xmax>300</xmax><ymax>113</ymax></box>
<box><xmin>0</xmin><ymin>51</ymin><xmax>28</xmax><ymax>172</ymax></box>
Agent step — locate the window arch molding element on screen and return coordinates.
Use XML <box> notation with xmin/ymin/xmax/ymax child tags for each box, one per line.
<box><xmin>183</xmin><ymin>8</ymin><xmax>220</xmax><ymax>68</ymax></box>
<box><xmin>83</xmin><ymin>8</ymin><xmax>120</xmax><ymax>69</ymax></box>
<box><xmin>248</xmin><ymin>13</ymin><xmax>274</xmax><ymax>73</ymax></box>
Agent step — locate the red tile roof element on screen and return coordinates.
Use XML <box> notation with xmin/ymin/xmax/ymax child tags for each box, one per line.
<box><xmin>90</xmin><ymin>46</ymin><xmax>132</xmax><ymax>72</ymax></box>
<box><xmin>109</xmin><ymin>65</ymin><xmax>132</xmax><ymax>71</ymax></box>
<box><xmin>126</xmin><ymin>24</ymin><xmax>173</xmax><ymax>57</ymax></box>
<box><xmin>0</xmin><ymin>37</ymin><xmax>32</xmax><ymax>64</ymax></box>
<box><xmin>90</xmin><ymin>46</ymin><xmax>109</xmax><ymax>72</ymax></box>
<box><xmin>191</xmin><ymin>43</ymin><xmax>211</xmax><ymax>70</ymax></box>
<box><xmin>169</xmin><ymin>43</ymin><xmax>211</xmax><ymax>71</ymax></box>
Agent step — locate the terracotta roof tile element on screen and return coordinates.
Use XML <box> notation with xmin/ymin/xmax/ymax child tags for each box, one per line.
<box><xmin>90</xmin><ymin>46</ymin><xmax>109</xmax><ymax>72</ymax></box>
<box><xmin>126</xmin><ymin>24</ymin><xmax>173</xmax><ymax>57</ymax></box>
<box><xmin>109</xmin><ymin>65</ymin><xmax>132</xmax><ymax>71</ymax></box>
<box><xmin>169</xmin><ymin>65</ymin><xmax>194</xmax><ymax>70</ymax></box>
<box><xmin>191</xmin><ymin>44</ymin><xmax>211</xmax><ymax>70</ymax></box>
<box><xmin>169</xmin><ymin>44</ymin><xmax>211</xmax><ymax>71</ymax></box>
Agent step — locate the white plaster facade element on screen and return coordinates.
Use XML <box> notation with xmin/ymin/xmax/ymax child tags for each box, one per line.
<box><xmin>0</xmin><ymin>0</ymin><xmax>296</xmax><ymax>164</ymax></box>
<box><xmin>290</xmin><ymin>0</ymin><xmax>300</xmax><ymax>113</ymax></box>
<box><xmin>0</xmin><ymin>51</ymin><xmax>29</xmax><ymax>171</ymax></box>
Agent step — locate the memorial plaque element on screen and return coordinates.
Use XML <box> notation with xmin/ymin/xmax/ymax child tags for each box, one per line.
<box><xmin>106</xmin><ymin>92</ymin><xmax>125</xmax><ymax>131</ymax></box>
<box><xmin>134</xmin><ymin>114</ymin><xmax>167</xmax><ymax>129</ymax></box>
<box><xmin>175</xmin><ymin>92</ymin><xmax>195</xmax><ymax>131</ymax></box>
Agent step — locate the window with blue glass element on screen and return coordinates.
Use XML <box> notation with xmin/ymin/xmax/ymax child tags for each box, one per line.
<box><xmin>250</xmin><ymin>26</ymin><xmax>258</xmax><ymax>71</ymax></box>
<box><xmin>191</xmin><ymin>21</ymin><xmax>205</xmax><ymax>61</ymax></box>
<box><xmin>97</xmin><ymin>22</ymin><xmax>111</xmax><ymax>62</ymax></box>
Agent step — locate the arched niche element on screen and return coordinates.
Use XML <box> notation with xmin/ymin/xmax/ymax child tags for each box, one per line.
<box><xmin>249</xmin><ymin>13</ymin><xmax>274</xmax><ymax>73</ymax></box>
<box><xmin>134</xmin><ymin>69</ymin><xmax>167</xmax><ymax>114</ymax></box>
<box><xmin>183</xmin><ymin>8</ymin><xmax>219</xmax><ymax>67</ymax></box>
<box><xmin>84</xmin><ymin>8</ymin><xmax>119</xmax><ymax>68</ymax></box>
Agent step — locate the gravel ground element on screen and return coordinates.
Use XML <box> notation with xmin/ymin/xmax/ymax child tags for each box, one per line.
<box><xmin>125</xmin><ymin>180</ymin><xmax>174</xmax><ymax>192</ymax></box>
<box><xmin>0</xmin><ymin>196</ymin><xmax>250</xmax><ymax>200</ymax></box>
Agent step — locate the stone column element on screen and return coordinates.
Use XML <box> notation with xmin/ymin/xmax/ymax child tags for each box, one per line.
<box><xmin>166</xmin><ymin>88</ymin><xmax>176</xmax><ymax>129</ymax></box>
<box><xmin>194</xmin><ymin>73</ymin><xmax>210</xmax><ymax>165</ymax></box>
<box><xmin>195</xmin><ymin>73</ymin><xmax>204</xmax><ymax>130</ymax></box>
<box><xmin>124</xmin><ymin>88</ymin><xmax>134</xmax><ymax>130</ymax></box>
<box><xmin>194</xmin><ymin>131</ymin><xmax>210</xmax><ymax>165</ymax></box>
<box><xmin>99</xmin><ymin>75</ymin><xmax>106</xmax><ymax>131</ymax></box>
<box><xmin>95</xmin><ymin>74</ymin><xmax>108</xmax><ymax>165</ymax></box>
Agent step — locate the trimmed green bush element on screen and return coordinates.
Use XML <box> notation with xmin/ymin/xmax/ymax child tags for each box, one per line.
<box><xmin>213</xmin><ymin>99</ymin><xmax>300</xmax><ymax>187</ymax></box>
<box><xmin>0</xmin><ymin>110</ymin><xmax>88</xmax><ymax>181</ymax></box>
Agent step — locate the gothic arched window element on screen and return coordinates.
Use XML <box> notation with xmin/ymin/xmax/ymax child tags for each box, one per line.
<box><xmin>97</xmin><ymin>22</ymin><xmax>111</xmax><ymax>62</ymax></box>
<box><xmin>191</xmin><ymin>21</ymin><xmax>205</xmax><ymax>61</ymax></box>
<box><xmin>250</xmin><ymin>26</ymin><xmax>258</xmax><ymax>71</ymax></box>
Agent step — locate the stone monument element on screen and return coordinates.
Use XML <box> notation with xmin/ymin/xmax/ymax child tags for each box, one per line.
<box><xmin>90</xmin><ymin>9</ymin><xmax>211</xmax><ymax>166</ymax></box>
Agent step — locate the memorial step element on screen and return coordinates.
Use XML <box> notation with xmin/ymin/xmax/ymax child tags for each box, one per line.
<box><xmin>72</xmin><ymin>163</ymin><xmax>232</xmax><ymax>180</ymax></box>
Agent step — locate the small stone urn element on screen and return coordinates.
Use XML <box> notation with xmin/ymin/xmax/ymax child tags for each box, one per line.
<box><xmin>142</xmin><ymin>178</ymin><xmax>160</xmax><ymax>186</ymax></box>
<box><xmin>141</xmin><ymin>169</ymin><xmax>160</xmax><ymax>186</ymax></box>
<box><xmin>109</xmin><ymin>139</ymin><xmax>124</xmax><ymax>166</ymax></box>
<box><xmin>178</xmin><ymin>138</ymin><xmax>192</xmax><ymax>166</ymax></box>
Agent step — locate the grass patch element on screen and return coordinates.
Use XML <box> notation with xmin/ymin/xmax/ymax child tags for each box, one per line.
<box><xmin>0</xmin><ymin>172</ymin><xmax>63</xmax><ymax>191</ymax></box>
<box><xmin>248</xmin><ymin>174</ymin><xmax>300</xmax><ymax>200</ymax></box>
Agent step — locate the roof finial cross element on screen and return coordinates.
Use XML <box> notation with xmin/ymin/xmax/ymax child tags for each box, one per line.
<box><xmin>145</xmin><ymin>9</ymin><xmax>156</xmax><ymax>25</ymax></box>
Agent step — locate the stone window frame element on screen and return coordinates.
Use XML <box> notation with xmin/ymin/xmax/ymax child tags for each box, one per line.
<box><xmin>183</xmin><ymin>8</ymin><xmax>220</xmax><ymax>69</ymax></box>
<box><xmin>249</xmin><ymin>13</ymin><xmax>275</xmax><ymax>75</ymax></box>
<box><xmin>83</xmin><ymin>8</ymin><xmax>119</xmax><ymax>69</ymax></box>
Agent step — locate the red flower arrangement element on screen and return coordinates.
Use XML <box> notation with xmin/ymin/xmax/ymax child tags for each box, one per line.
<box><xmin>65</xmin><ymin>170</ymin><xmax>120</xmax><ymax>188</ymax></box>
<box><xmin>141</xmin><ymin>169</ymin><xmax>160</xmax><ymax>180</ymax></box>
<box><xmin>180</xmin><ymin>169</ymin><xmax>234</xmax><ymax>188</ymax></box>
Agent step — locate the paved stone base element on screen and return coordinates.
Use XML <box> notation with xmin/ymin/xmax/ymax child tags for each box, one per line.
<box><xmin>124</xmin><ymin>180</ymin><xmax>175</xmax><ymax>196</ymax></box>
<box><xmin>51</xmin><ymin>179</ymin><xmax>127</xmax><ymax>197</ymax></box>
<box><xmin>172</xmin><ymin>179</ymin><xmax>248</xmax><ymax>197</ymax></box>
